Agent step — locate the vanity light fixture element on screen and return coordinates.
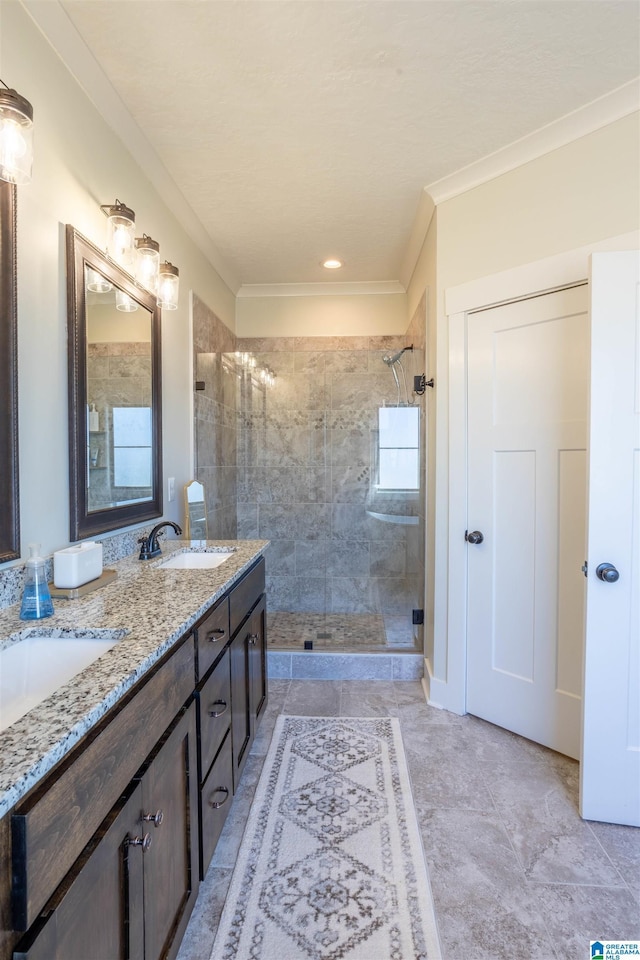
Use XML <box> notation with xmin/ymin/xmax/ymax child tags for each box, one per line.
<box><xmin>322</xmin><ymin>258</ymin><xmax>343</xmax><ymax>269</ymax></box>
<box><xmin>115</xmin><ymin>289</ymin><xmax>138</xmax><ymax>313</ymax></box>
<box><xmin>0</xmin><ymin>81</ymin><xmax>34</xmax><ymax>184</ymax></box>
<box><xmin>85</xmin><ymin>266</ymin><xmax>112</xmax><ymax>294</ymax></box>
<box><xmin>100</xmin><ymin>200</ymin><xmax>136</xmax><ymax>271</ymax></box>
<box><xmin>158</xmin><ymin>260</ymin><xmax>179</xmax><ymax>310</ymax></box>
<box><xmin>135</xmin><ymin>234</ymin><xmax>160</xmax><ymax>294</ymax></box>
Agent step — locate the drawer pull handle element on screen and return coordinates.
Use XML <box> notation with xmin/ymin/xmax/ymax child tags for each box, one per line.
<box><xmin>207</xmin><ymin>628</ymin><xmax>226</xmax><ymax>643</ymax></box>
<box><xmin>142</xmin><ymin>809</ymin><xmax>164</xmax><ymax>828</ymax></box>
<box><xmin>209</xmin><ymin>786</ymin><xmax>229</xmax><ymax>809</ymax></box>
<box><xmin>127</xmin><ymin>832</ymin><xmax>152</xmax><ymax>852</ymax></box>
<box><xmin>208</xmin><ymin>699</ymin><xmax>228</xmax><ymax>719</ymax></box>
<box><xmin>248</xmin><ymin>633</ymin><xmax>258</xmax><ymax>646</ymax></box>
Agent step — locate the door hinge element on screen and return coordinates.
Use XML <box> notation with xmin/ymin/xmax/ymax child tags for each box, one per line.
<box><xmin>581</xmin><ymin>560</ymin><xmax>588</xmax><ymax>578</ymax></box>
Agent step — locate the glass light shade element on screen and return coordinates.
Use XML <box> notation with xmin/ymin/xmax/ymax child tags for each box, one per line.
<box><xmin>115</xmin><ymin>289</ymin><xmax>138</xmax><ymax>312</ymax></box>
<box><xmin>158</xmin><ymin>261</ymin><xmax>179</xmax><ymax>310</ymax></box>
<box><xmin>135</xmin><ymin>235</ymin><xmax>160</xmax><ymax>294</ymax></box>
<box><xmin>86</xmin><ymin>267</ymin><xmax>112</xmax><ymax>294</ymax></box>
<box><xmin>0</xmin><ymin>87</ymin><xmax>34</xmax><ymax>185</ymax></box>
<box><xmin>102</xmin><ymin>201</ymin><xmax>136</xmax><ymax>271</ymax></box>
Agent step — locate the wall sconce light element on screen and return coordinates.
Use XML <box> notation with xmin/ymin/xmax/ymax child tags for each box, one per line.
<box><xmin>0</xmin><ymin>81</ymin><xmax>34</xmax><ymax>184</ymax></box>
<box><xmin>135</xmin><ymin>234</ymin><xmax>160</xmax><ymax>294</ymax></box>
<box><xmin>158</xmin><ymin>260</ymin><xmax>179</xmax><ymax>310</ymax></box>
<box><xmin>115</xmin><ymin>289</ymin><xmax>138</xmax><ymax>312</ymax></box>
<box><xmin>100</xmin><ymin>200</ymin><xmax>136</xmax><ymax>271</ymax></box>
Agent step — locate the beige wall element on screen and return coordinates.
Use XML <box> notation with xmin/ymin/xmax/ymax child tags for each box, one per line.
<box><xmin>236</xmin><ymin>291</ymin><xmax>407</xmax><ymax>338</ymax></box>
<box><xmin>1</xmin><ymin>1</ymin><xmax>235</xmax><ymax>560</ymax></box>
<box><xmin>437</xmin><ymin>113</ymin><xmax>640</xmax><ymax>292</ymax></box>
<box><xmin>427</xmin><ymin>112</ymin><xmax>640</xmax><ymax>698</ymax></box>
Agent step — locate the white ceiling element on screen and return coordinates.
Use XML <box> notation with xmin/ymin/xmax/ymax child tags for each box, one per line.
<box><xmin>49</xmin><ymin>1</ymin><xmax>640</xmax><ymax>288</ymax></box>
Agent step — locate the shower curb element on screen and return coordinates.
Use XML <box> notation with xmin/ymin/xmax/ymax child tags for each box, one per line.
<box><xmin>268</xmin><ymin>650</ymin><xmax>423</xmax><ymax>681</ymax></box>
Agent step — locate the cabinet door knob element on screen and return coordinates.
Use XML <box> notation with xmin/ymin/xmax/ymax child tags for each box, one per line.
<box><xmin>141</xmin><ymin>809</ymin><xmax>164</xmax><ymax>828</ymax></box>
<box><xmin>208</xmin><ymin>786</ymin><xmax>229</xmax><ymax>809</ymax></box>
<box><xmin>207</xmin><ymin>628</ymin><xmax>226</xmax><ymax>643</ymax></box>
<box><xmin>248</xmin><ymin>633</ymin><xmax>258</xmax><ymax>646</ymax></box>
<box><xmin>208</xmin><ymin>699</ymin><xmax>228</xmax><ymax>719</ymax></box>
<box><xmin>127</xmin><ymin>832</ymin><xmax>152</xmax><ymax>852</ymax></box>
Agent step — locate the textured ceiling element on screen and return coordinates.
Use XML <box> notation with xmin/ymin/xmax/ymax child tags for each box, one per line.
<box><xmin>58</xmin><ymin>0</ymin><xmax>640</xmax><ymax>286</ymax></box>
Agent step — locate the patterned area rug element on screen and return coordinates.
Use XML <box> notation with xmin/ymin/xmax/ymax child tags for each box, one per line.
<box><xmin>210</xmin><ymin>716</ymin><xmax>441</xmax><ymax>960</ymax></box>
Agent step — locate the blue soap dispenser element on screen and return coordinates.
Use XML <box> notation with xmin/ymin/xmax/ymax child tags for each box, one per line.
<box><xmin>20</xmin><ymin>543</ymin><xmax>54</xmax><ymax>620</ymax></box>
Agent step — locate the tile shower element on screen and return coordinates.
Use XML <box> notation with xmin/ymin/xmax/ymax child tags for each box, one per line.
<box><xmin>193</xmin><ymin>294</ymin><xmax>427</xmax><ymax>654</ymax></box>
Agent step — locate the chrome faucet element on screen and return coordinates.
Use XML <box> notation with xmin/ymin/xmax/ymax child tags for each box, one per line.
<box><xmin>138</xmin><ymin>521</ymin><xmax>182</xmax><ymax>560</ymax></box>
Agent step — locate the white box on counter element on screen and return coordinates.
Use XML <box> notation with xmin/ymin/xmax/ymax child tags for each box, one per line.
<box><xmin>53</xmin><ymin>541</ymin><xmax>103</xmax><ymax>589</ymax></box>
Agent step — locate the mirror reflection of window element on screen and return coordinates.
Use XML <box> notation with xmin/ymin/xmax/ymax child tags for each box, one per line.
<box><xmin>113</xmin><ymin>407</ymin><xmax>152</xmax><ymax>487</ymax></box>
<box><xmin>377</xmin><ymin>406</ymin><xmax>420</xmax><ymax>491</ymax></box>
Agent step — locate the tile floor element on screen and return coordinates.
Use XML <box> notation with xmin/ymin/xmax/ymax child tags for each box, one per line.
<box><xmin>177</xmin><ymin>680</ymin><xmax>640</xmax><ymax>960</ymax></box>
<box><xmin>268</xmin><ymin>611</ymin><xmax>419</xmax><ymax>651</ymax></box>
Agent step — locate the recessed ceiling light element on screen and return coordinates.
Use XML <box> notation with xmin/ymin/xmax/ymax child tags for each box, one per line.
<box><xmin>322</xmin><ymin>258</ymin><xmax>343</xmax><ymax>269</ymax></box>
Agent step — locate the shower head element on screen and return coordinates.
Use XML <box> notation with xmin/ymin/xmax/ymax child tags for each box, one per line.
<box><xmin>382</xmin><ymin>345</ymin><xmax>413</xmax><ymax>366</ymax></box>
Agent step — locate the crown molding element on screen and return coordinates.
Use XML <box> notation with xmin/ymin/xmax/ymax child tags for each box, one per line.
<box><xmin>399</xmin><ymin>79</ymin><xmax>640</xmax><ymax>289</ymax></box>
<box><xmin>22</xmin><ymin>0</ymin><xmax>241</xmax><ymax>295</ymax></box>
<box><xmin>399</xmin><ymin>189</ymin><xmax>435</xmax><ymax>291</ymax></box>
<box><xmin>236</xmin><ymin>280</ymin><xmax>406</xmax><ymax>299</ymax></box>
<box><xmin>425</xmin><ymin>79</ymin><xmax>640</xmax><ymax>207</ymax></box>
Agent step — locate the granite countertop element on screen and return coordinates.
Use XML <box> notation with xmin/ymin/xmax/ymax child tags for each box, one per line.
<box><xmin>0</xmin><ymin>539</ymin><xmax>269</xmax><ymax>818</ymax></box>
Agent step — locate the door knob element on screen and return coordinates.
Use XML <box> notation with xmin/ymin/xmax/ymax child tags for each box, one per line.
<box><xmin>596</xmin><ymin>562</ymin><xmax>619</xmax><ymax>583</ymax></box>
<box><xmin>465</xmin><ymin>530</ymin><xmax>484</xmax><ymax>545</ymax></box>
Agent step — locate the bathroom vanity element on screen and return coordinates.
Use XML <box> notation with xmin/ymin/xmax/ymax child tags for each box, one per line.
<box><xmin>0</xmin><ymin>539</ymin><xmax>268</xmax><ymax>960</ymax></box>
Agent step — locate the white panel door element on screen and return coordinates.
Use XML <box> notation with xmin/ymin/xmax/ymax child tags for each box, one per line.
<box><xmin>581</xmin><ymin>251</ymin><xmax>640</xmax><ymax>826</ymax></box>
<box><xmin>466</xmin><ymin>285</ymin><xmax>589</xmax><ymax>758</ymax></box>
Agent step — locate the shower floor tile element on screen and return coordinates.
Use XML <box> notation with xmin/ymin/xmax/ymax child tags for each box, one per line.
<box><xmin>267</xmin><ymin>611</ymin><xmax>419</xmax><ymax>652</ymax></box>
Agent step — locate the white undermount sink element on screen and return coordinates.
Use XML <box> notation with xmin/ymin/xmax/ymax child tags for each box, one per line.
<box><xmin>0</xmin><ymin>627</ymin><xmax>127</xmax><ymax>733</ymax></box>
<box><xmin>157</xmin><ymin>550</ymin><xmax>234</xmax><ymax>570</ymax></box>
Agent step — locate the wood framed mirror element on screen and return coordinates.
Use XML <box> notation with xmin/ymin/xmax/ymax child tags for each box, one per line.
<box><xmin>0</xmin><ymin>182</ymin><xmax>20</xmax><ymax>563</ymax></box>
<box><xmin>66</xmin><ymin>226</ymin><xmax>163</xmax><ymax>540</ymax></box>
<box><xmin>183</xmin><ymin>480</ymin><xmax>207</xmax><ymax>539</ymax></box>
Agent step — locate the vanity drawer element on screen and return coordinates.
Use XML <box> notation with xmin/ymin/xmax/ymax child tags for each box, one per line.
<box><xmin>196</xmin><ymin>597</ymin><xmax>229</xmax><ymax>680</ymax></box>
<box><xmin>229</xmin><ymin>558</ymin><xmax>265</xmax><ymax>637</ymax></box>
<box><xmin>198</xmin><ymin>649</ymin><xmax>231</xmax><ymax>783</ymax></box>
<box><xmin>199</xmin><ymin>730</ymin><xmax>233</xmax><ymax>878</ymax></box>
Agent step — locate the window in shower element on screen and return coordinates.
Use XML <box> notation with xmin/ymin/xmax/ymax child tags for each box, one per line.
<box><xmin>377</xmin><ymin>406</ymin><xmax>420</xmax><ymax>490</ymax></box>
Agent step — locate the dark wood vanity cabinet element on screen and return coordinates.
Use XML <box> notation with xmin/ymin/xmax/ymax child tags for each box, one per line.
<box><xmin>139</xmin><ymin>705</ymin><xmax>198</xmax><ymax>960</ymax></box>
<box><xmin>230</xmin><ymin>594</ymin><xmax>267</xmax><ymax>789</ymax></box>
<box><xmin>2</xmin><ymin>554</ymin><xmax>267</xmax><ymax>960</ymax></box>
<box><xmin>13</xmin><ymin>703</ymin><xmax>198</xmax><ymax>960</ymax></box>
<box><xmin>13</xmin><ymin>782</ymin><xmax>145</xmax><ymax>960</ymax></box>
<box><xmin>195</xmin><ymin>557</ymin><xmax>267</xmax><ymax>878</ymax></box>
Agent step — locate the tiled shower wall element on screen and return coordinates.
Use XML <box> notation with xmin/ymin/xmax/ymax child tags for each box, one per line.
<box><xmin>235</xmin><ymin>319</ymin><xmax>426</xmax><ymax>645</ymax></box>
<box><xmin>192</xmin><ymin>294</ymin><xmax>238</xmax><ymax>539</ymax></box>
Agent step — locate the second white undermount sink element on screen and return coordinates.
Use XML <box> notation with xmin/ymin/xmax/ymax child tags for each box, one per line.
<box><xmin>0</xmin><ymin>627</ymin><xmax>128</xmax><ymax>733</ymax></box>
<box><xmin>157</xmin><ymin>549</ymin><xmax>234</xmax><ymax>570</ymax></box>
